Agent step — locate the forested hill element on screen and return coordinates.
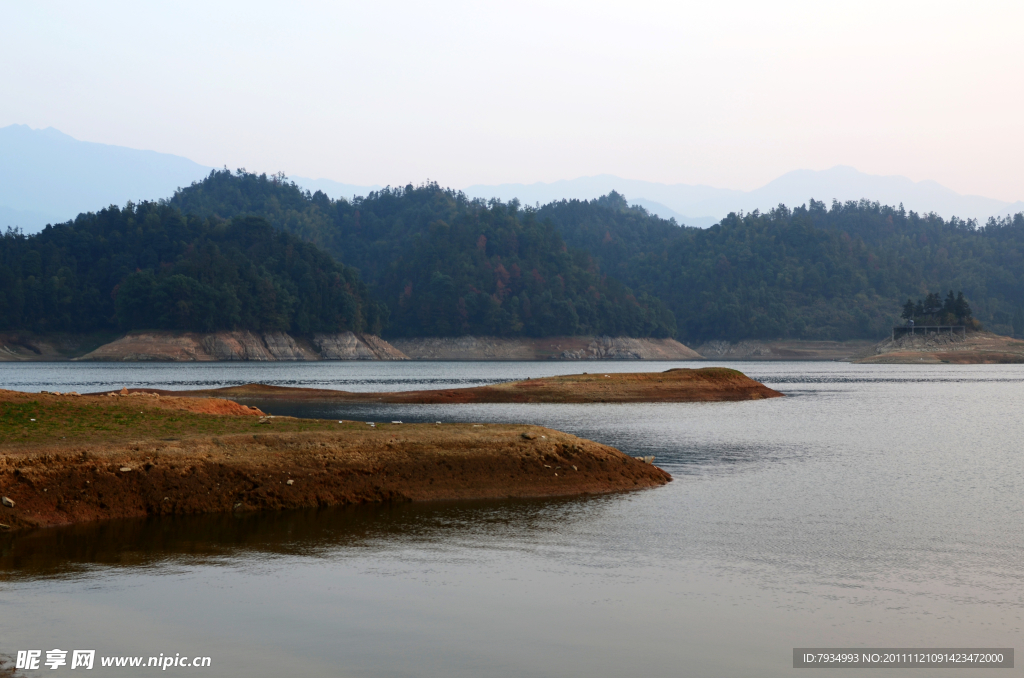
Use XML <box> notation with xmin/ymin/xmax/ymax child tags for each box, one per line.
<box><xmin>168</xmin><ymin>170</ymin><xmax>1024</xmax><ymax>341</ymax></box>
<box><xmin>0</xmin><ymin>203</ymin><xmax>387</xmax><ymax>335</ymax></box>
<box><xmin>169</xmin><ymin>171</ymin><xmax>676</xmax><ymax>338</ymax></box>
<box><xmin>6</xmin><ymin>168</ymin><xmax>1024</xmax><ymax>342</ymax></box>
<box><xmin>536</xmin><ymin>191</ymin><xmax>689</xmax><ymax>282</ymax></box>
<box><xmin>541</xmin><ymin>196</ymin><xmax>1024</xmax><ymax>340</ymax></box>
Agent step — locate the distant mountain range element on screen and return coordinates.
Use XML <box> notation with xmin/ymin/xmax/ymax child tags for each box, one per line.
<box><xmin>2</xmin><ymin>124</ymin><xmax>1022</xmax><ymax>232</ymax></box>
<box><xmin>464</xmin><ymin>170</ymin><xmax>1024</xmax><ymax>227</ymax></box>
<box><xmin>0</xmin><ymin>124</ymin><xmax>383</xmax><ymax>232</ymax></box>
<box><xmin>0</xmin><ymin>125</ymin><xmax>212</xmax><ymax>231</ymax></box>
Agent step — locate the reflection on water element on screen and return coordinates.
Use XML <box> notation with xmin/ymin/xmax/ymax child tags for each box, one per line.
<box><xmin>0</xmin><ymin>496</ymin><xmax>605</xmax><ymax>582</ymax></box>
<box><xmin>1</xmin><ymin>362</ymin><xmax>1024</xmax><ymax>677</ymax></box>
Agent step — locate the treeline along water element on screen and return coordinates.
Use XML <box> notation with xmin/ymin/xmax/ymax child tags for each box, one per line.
<box><xmin>171</xmin><ymin>171</ymin><xmax>1024</xmax><ymax>339</ymax></box>
<box><xmin>0</xmin><ymin>362</ymin><xmax>1022</xmax><ymax>677</ymax></box>
<box><xmin>6</xmin><ymin>169</ymin><xmax>1024</xmax><ymax>342</ymax></box>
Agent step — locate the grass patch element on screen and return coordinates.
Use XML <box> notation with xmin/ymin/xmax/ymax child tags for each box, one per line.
<box><xmin>0</xmin><ymin>397</ymin><xmax>357</xmax><ymax>448</ymax></box>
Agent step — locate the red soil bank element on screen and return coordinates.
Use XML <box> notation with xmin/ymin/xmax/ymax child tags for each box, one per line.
<box><xmin>0</xmin><ymin>391</ymin><xmax>670</xmax><ymax>531</ymax></box>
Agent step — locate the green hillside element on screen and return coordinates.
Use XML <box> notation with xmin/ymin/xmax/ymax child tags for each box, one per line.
<box><xmin>5</xmin><ymin>169</ymin><xmax>1023</xmax><ymax>343</ymax></box>
<box><xmin>169</xmin><ymin>170</ymin><xmax>1024</xmax><ymax>340</ymax></box>
<box><xmin>0</xmin><ymin>203</ymin><xmax>386</xmax><ymax>335</ymax></box>
<box><xmin>169</xmin><ymin>171</ymin><xmax>676</xmax><ymax>338</ymax></box>
<box><xmin>539</xmin><ymin>196</ymin><xmax>1024</xmax><ymax>340</ymax></box>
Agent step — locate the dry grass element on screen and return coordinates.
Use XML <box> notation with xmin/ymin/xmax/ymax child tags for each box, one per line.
<box><xmin>0</xmin><ymin>390</ymin><xmax>337</xmax><ymax>451</ymax></box>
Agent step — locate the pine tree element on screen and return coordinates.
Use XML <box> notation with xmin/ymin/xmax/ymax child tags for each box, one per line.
<box><xmin>954</xmin><ymin>292</ymin><xmax>972</xmax><ymax>321</ymax></box>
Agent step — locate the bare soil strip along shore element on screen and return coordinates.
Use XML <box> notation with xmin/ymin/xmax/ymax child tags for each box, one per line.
<box><xmin>2</xmin><ymin>331</ymin><xmax>703</xmax><ymax>362</ymax></box>
<box><xmin>76</xmin><ymin>330</ymin><xmax>408</xmax><ymax>362</ymax></box>
<box><xmin>855</xmin><ymin>330</ymin><xmax>1024</xmax><ymax>364</ymax></box>
<box><xmin>0</xmin><ymin>389</ymin><xmax>671</xmax><ymax>531</ymax></box>
<box><xmin>389</xmin><ymin>336</ymin><xmax>702</xmax><ymax>360</ymax></box>
<box><xmin>163</xmin><ymin>367</ymin><xmax>783</xmax><ymax>404</ymax></box>
<box><xmin>695</xmin><ymin>339</ymin><xmax>877</xmax><ymax>361</ymax></box>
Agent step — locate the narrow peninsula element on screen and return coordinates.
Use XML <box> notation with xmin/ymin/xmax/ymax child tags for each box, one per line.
<box><xmin>0</xmin><ymin>388</ymin><xmax>670</xmax><ymax>531</ymax></box>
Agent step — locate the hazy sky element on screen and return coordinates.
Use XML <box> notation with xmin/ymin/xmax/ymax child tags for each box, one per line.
<box><xmin>3</xmin><ymin>1</ymin><xmax>1022</xmax><ymax>200</ymax></box>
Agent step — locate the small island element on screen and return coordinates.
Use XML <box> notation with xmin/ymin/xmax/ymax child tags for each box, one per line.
<box><xmin>154</xmin><ymin>367</ymin><xmax>784</xmax><ymax>404</ymax></box>
<box><xmin>857</xmin><ymin>292</ymin><xmax>1024</xmax><ymax>363</ymax></box>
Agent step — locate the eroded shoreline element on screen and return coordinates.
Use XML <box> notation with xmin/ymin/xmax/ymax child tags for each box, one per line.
<box><xmin>0</xmin><ymin>389</ymin><xmax>670</xmax><ymax>531</ymax></box>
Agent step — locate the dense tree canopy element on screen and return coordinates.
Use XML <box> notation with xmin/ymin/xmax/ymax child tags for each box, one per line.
<box><xmin>169</xmin><ymin>171</ymin><xmax>676</xmax><ymax>338</ymax></box>
<box><xmin>169</xmin><ymin>171</ymin><xmax>1024</xmax><ymax>340</ymax></box>
<box><xmin>7</xmin><ymin>169</ymin><xmax>1024</xmax><ymax>343</ymax></box>
<box><xmin>0</xmin><ymin>202</ymin><xmax>386</xmax><ymax>335</ymax></box>
<box><xmin>540</xmin><ymin>196</ymin><xmax>1024</xmax><ymax>340</ymax></box>
<box><xmin>536</xmin><ymin>191</ymin><xmax>683</xmax><ymax>280</ymax></box>
<box><xmin>900</xmin><ymin>291</ymin><xmax>974</xmax><ymax>326</ymax></box>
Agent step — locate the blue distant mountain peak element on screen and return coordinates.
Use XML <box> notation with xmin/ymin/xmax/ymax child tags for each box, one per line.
<box><xmin>2</xmin><ymin>125</ymin><xmax>1021</xmax><ymax>233</ymax></box>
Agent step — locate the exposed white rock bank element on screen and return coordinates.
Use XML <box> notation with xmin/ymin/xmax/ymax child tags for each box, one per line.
<box><xmin>78</xmin><ymin>331</ymin><xmax>409</xmax><ymax>361</ymax></box>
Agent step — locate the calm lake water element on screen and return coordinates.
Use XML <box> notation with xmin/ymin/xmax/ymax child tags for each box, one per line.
<box><xmin>1</xmin><ymin>361</ymin><xmax>1022</xmax><ymax>677</ymax></box>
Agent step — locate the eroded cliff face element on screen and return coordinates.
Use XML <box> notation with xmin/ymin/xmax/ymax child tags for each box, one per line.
<box><xmin>313</xmin><ymin>332</ymin><xmax>407</xmax><ymax>360</ymax></box>
<box><xmin>389</xmin><ymin>336</ymin><xmax>702</xmax><ymax>360</ymax></box>
<box><xmin>78</xmin><ymin>331</ymin><xmax>409</xmax><ymax>362</ymax></box>
<box><xmin>19</xmin><ymin>332</ymin><xmax>701</xmax><ymax>362</ymax></box>
<box><xmin>554</xmin><ymin>337</ymin><xmax>701</xmax><ymax>360</ymax></box>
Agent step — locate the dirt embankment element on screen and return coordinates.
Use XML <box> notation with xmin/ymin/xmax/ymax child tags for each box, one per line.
<box><xmin>0</xmin><ymin>390</ymin><xmax>670</xmax><ymax>531</ymax></box>
<box><xmin>389</xmin><ymin>336</ymin><xmax>702</xmax><ymax>360</ymax></box>
<box><xmin>168</xmin><ymin>367</ymin><xmax>783</xmax><ymax>404</ymax></box>
<box><xmin>0</xmin><ymin>332</ymin><xmax>120</xmax><ymax>362</ymax></box>
<box><xmin>78</xmin><ymin>330</ymin><xmax>409</xmax><ymax>361</ymax></box>
<box><xmin>695</xmin><ymin>339</ymin><xmax>877</xmax><ymax>361</ymax></box>
<box><xmin>855</xmin><ymin>330</ymin><xmax>1024</xmax><ymax>364</ymax></box>
<box><xmin>4</xmin><ymin>331</ymin><xmax>701</xmax><ymax>362</ymax></box>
